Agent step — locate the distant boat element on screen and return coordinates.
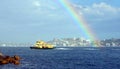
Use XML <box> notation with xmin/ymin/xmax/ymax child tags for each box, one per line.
<box><xmin>30</xmin><ymin>40</ymin><xmax>55</xmax><ymax>49</ymax></box>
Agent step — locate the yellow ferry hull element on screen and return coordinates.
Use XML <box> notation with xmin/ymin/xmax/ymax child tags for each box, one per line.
<box><xmin>30</xmin><ymin>47</ymin><xmax>55</xmax><ymax>49</ymax></box>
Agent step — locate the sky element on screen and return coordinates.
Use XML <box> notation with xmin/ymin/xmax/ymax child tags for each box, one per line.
<box><xmin>0</xmin><ymin>0</ymin><xmax>120</xmax><ymax>43</ymax></box>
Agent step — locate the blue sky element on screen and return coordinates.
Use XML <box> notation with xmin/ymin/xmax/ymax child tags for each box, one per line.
<box><xmin>0</xmin><ymin>0</ymin><xmax>120</xmax><ymax>43</ymax></box>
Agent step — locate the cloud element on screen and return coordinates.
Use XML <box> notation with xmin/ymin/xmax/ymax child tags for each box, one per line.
<box><xmin>72</xmin><ymin>2</ymin><xmax>120</xmax><ymax>22</ymax></box>
<box><xmin>32</xmin><ymin>0</ymin><xmax>59</xmax><ymax>17</ymax></box>
<box><xmin>32</xmin><ymin>0</ymin><xmax>57</xmax><ymax>10</ymax></box>
<box><xmin>33</xmin><ymin>1</ymin><xmax>41</xmax><ymax>7</ymax></box>
<box><xmin>71</xmin><ymin>2</ymin><xmax>120</xmax><ymax>38</ymax></box>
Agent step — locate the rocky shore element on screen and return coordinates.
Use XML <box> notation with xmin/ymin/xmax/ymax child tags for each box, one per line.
<box><xmin>0</xmin><ymin>52</ymin><xmax>20</xmax><ymax>65</ymax></box>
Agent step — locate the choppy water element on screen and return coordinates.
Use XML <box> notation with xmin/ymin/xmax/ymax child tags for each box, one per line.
<box><xmin>0</xmin><ymin>47</ymin><xmax>120</xmax><ymax>69</ymax></box>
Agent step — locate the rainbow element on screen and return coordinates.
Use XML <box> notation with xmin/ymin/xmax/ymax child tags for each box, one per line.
<box><xmin>58</xmin><ymin>0</ymin><xmax>99</xmax><ymax>46</ymax></box>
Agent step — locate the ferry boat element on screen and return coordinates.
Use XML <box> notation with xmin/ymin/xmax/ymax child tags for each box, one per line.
<box><xmin>30</xmin><ymin>40</ymin><xmax>54</xmax><ymax>49</ymax></box>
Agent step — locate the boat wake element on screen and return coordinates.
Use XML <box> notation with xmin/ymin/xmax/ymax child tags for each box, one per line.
<box><xmin>111</xmin><ymin>49</ymin><xmax>120</xmax><ymax>50</ymax></box>
<box><xmin>55</xmin><ymin>47</ymin><xmax>71</xmax><ymax>50</ymax></box>
<box><xmin>84</xmin><ymin>48</ymin><xmax>99</xmax><ymax>50</ymax></box>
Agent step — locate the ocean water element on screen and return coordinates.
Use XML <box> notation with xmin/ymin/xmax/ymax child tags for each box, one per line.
<box><xmin>0</xmin><ymin>47</ymin><xmax>120</xmax><ymax>69</ymax></box>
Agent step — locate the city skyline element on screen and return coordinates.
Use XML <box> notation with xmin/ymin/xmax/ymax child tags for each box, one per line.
<box><xmin>0</xmin><ymin>37</ymin><xmax>120</xmax><ymax>47</ymax></box>
<box><xmin>0</xmin><ymin>0</ymin><xmax>120</xmax><ymax>43</ymax></box>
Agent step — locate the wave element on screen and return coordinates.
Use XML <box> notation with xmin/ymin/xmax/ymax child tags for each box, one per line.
<box><xmin>20</xmin><ymin>59</ymin><xmax>37</xmax><ymax>69</ymax></box>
